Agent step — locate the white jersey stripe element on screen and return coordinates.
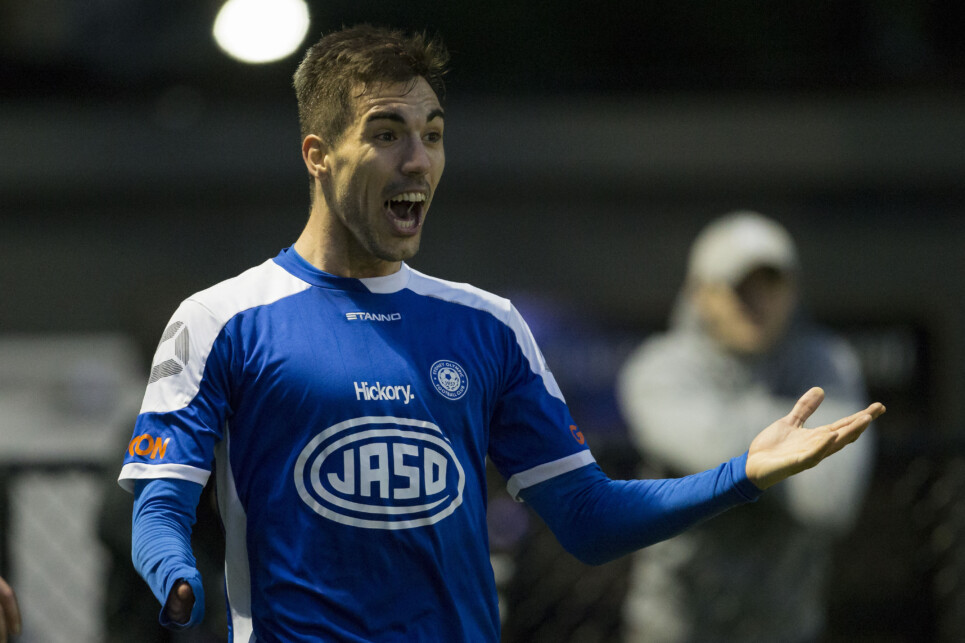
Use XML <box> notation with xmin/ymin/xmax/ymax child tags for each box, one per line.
<box><xmin>117</xmin><ymin>462</ymin><xmax>210</xmax><ymax>492</ymax></box>
<box><xmin>217</xmin><ymin>433</ymin><xmax>256</xmax><ymax>643</ymax></box>
<box><xmin>506</xmin><ymin>451</ymin><xmax>596</xmax><ymax>500</ymax></box>
<box><xmin>402</xmin><ymin>267</ymin><xmax>566</xmax><ymax>402</ymax></box>
<box><xmin>139</xmin><ymin>259</ymin><xmax>311</xmax><ymax>415</ymax></box>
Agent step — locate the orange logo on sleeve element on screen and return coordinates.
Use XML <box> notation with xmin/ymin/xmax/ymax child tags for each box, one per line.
<box><xmin>569</xmin><ymin>424</ymin><xmax>585</xmax><ymax>445</ymax></box>
<box><xmin>128</xmin><ymin>434</ymin><xmax>171</xmax><ymax>460</ymax></box>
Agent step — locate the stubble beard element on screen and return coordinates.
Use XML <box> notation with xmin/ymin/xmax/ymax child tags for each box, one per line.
<box><xmin>344</xmin><ymin>203</ymin><xmax>423</xmax><ymax>265</ymax></box>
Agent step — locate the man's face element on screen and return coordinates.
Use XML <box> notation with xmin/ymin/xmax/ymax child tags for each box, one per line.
<box><xmin>733</xmin><ymin>266</ymin><xmax>796</xmax><ymax>350</ymax></box>
<box><xmin>694</xmin><ymin>266</ymin><xmax>796</xmax><ymax>354</ymax></box>
<box><xmin>320</xmin><ymin>76</ymin><xmax>445</xmax><ymax>269</ymax></box>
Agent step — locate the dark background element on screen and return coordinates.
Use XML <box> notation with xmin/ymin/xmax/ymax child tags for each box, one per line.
<box><xmin>1</xmin><ymin>1</ymin><xmax>963</xmax><ymax>640</ymax></box>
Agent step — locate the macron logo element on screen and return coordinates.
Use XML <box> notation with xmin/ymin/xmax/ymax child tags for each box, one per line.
<box><xmin>354</xmin><ymin>381</ymin><xmax>414</xmax><ymax>405</ymax></box>
<box><xmin>345</xmin><ymin>312</ymin><xmax>402</xmax><ymax>322</ymax></box>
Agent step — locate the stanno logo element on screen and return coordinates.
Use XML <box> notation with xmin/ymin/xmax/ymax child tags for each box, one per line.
<box><xmin>294</xmin><ymin>416</ymin><xmax>466</xmax><ymax>530</ymax></box>
<box><xmin>354</xmin><ymin>381</ymin><xmax>414</xmax><ymax>405</ymax></box>
<box><xmin>345</xmin><ymin>312</ymin><xmax>402</xmax><ymax>322</ymax></box>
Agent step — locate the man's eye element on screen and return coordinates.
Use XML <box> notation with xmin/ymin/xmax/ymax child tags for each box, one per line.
<box><xmin>375</xmin><ymin>132</ymin><xmax>396</xmax><ymax>142</ymax></box>
<box><xmin>425</xmin><ymin>132</ymin><xmax>442</xmax><ymax>143</ymax></box>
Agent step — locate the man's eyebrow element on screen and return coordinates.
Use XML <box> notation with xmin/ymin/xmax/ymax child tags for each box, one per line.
<box><xmin>365</xmin><ymin>110</ymin><xmax>406</xmax><ymax>125</ymax></box>
<box><xmin>364</xmin><ymin>108</ymin><xmax>445</xmax><ymax>125</ymax></box>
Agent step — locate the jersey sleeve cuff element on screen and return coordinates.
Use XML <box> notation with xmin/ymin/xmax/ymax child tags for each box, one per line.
<box><xmin>730</xmin><ymin>451</ymin><xmax>765</xmax><ymax>502</ymax></box>
<box><xmin>158</xmin><ymin>570</ymin><xmax>206</xmax><ymax>631</ymax></box>
<box><xmin>118</xmin><ymin>462</ymin><xmax>211</xmax><ymax>493</ymax></box>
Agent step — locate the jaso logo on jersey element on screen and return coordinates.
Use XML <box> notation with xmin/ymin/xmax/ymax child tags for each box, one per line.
<box><xmin>294</xmin><ymin>417</ymin><xmax>465</xmax><ymax>530</ymax></box>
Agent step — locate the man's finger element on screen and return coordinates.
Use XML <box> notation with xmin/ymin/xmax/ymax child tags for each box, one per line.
<box><xmin>826</xmin><ymin>403</ymin><xmax>887</xmax><ymax>432</ymax></box>
<box><xmin>165</xmin><ymin>580</ymin><xmax>195</xmax><ymax>624</ymax></box>
<box><xmin>867</xmin><ymin>402</ymin><xmax>886</xmax><ymax>420</ymax></box>
<box><xmin>823</xmin><ymin>413</ymin><xmax>874</xmax><ymax>457</ymax></box>
<box><xmin>785</xmin><ymin>387</ymin><xmax>825</xmax><ymax>428</ymax></box>
<box><xmin>176</xmin><ymin>582</ymin><xmax>193</xmax><ymax>602</ymax></box>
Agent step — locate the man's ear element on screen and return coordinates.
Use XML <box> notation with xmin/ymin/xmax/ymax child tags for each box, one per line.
<box><xmin>302</xmin><ymin>135</ymin><xmax>329</xmax><ymax>178</ymax></box>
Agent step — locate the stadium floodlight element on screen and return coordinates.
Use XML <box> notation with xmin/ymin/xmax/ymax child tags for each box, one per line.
<box><xmin>213</xmin><ymin>0</ymin><xmax>310</xmax><ymax>64</ymax></box>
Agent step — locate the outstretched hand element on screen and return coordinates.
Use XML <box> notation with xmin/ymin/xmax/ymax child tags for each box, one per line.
<box><xmin>165</xmin><ymin>580</ymin><xmax>195</xmax><ymax>625</ymax></box>
<box><xmin>746</xmin><ymin>387</ymin><xmax>885</xmax><ymax>490</ymax></box>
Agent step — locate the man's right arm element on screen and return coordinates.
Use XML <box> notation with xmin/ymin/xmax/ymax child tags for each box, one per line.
<box><xmin>132</xmin><ymin>478</ymin><xmax>206</xmax><ymax>629</ymax></box>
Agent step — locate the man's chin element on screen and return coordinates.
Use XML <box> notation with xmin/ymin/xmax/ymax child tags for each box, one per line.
<box><xmin>375</xmin><ymin>237</ymin><xmax>421</xmax><ymax>263</ymax></box>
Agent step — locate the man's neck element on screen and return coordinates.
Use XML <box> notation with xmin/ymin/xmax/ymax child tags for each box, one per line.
<box><xmin>292</xmin><ymin>230</ymin><xmax>402</xmax><ymax>279</ymax></box>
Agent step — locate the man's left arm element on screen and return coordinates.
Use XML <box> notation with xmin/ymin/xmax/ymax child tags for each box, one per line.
<box><xmin>521</xmin><ymin>454</ymin><xmax>761</xmax><ymax>565</ymax></box>
<box><xmin>521</xmin><ymin>388</ymin><xmax>883</xmax><ymax>565</ymax></box>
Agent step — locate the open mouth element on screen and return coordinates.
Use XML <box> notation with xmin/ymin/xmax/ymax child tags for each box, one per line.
<box><xmin>384</xmin><ymin>191</ymin><xmax>426</xmax><ymax>235</ymax></box>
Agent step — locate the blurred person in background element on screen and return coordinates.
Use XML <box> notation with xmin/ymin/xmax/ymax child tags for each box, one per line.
<box><xmin>0</xmin><ymin>575</ymin><xmax>21</xmax><ymax>642</ymax></box>
<box><xmin>617</xmin><ymin>211</ymin><xmax>875</xmax><ymax>643</ymax></box>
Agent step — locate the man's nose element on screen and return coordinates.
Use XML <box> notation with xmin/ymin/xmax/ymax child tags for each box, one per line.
<box><xmin>401</xmin><ymin>137</ymin><xmax>432</xmax><ymax>176</ymax></box>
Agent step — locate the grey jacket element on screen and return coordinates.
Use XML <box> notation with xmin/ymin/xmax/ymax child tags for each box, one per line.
<box><xmin>616</xmin><ymin>299</ymin><xmax>874</xmax><ymax>643</ymax></box>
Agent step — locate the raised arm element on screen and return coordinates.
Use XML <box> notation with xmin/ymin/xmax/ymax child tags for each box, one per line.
<box><xmin>522</xmin><ymin>388</ymin><xmax>883</xmax><ymax>565</ymax></box>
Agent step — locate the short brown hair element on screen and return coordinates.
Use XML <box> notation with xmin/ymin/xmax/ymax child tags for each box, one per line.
<box><xmin>293</xmin><ymin>24</ymin><xmax>449</xmax><ymax>147</ymax></box>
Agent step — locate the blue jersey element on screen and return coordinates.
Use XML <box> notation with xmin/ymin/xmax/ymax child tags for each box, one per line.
<box><xmin>119</xmin><ymin>247</ymin><xmax>595</xmax><ymax>642</ymax></box>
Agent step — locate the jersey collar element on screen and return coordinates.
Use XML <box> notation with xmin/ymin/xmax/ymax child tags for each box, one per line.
<box><xmin>273</xmin><ymin>247</ymin><xmax>411</xmax><ymax>293</ymax></box>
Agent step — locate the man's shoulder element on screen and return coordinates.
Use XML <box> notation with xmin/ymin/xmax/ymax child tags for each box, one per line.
<box><xmin>784</xmin><ymin>322</ymin><xmax>865</xmax><ymax>380</ymax></box>
<box><xmin>785</xmin><ymin>321</ymin><xmax>860</xmax><ymax>359</ymax></box>
<box><xmin>185</xmin><ymin>259</ymin><xmax>310</xmax><ymax>319</ymax></box>
<box><xmin>178</xmin><ymin>257</ymin><xmax>311</xmax><ymax>327</ymax></box>
<box><xmin>635</xmin><ymin>327</ymin><xmax>714</xmax><ymax>361</ymax></box>
<box><xmin>405</xmin><ymin>267</ymin><xmax>513</xmax><ymax>321</ymax></box>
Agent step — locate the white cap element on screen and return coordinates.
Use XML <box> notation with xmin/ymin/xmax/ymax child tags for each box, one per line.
<box><xmin>687</xmin><ymin>211</ymin><xmax>798</xmax><ymax>285</ymax></box>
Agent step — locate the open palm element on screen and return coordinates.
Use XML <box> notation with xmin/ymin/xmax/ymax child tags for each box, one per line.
<box><xmin>746</xmin><ymin>387</ymin><xmax>885</xmax><ymax>490</ymax></box>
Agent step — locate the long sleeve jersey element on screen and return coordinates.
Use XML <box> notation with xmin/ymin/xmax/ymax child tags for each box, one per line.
<box><xmin>121</xmin><ymin>247</ymin><xmax>761</xmax><ymax>642</ymax></box>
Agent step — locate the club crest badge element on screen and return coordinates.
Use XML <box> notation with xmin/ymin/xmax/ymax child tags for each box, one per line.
<box><xmin>430</xmin><ymin>360</ymin><xmax>468</xmax><ymax>401</ymax></box>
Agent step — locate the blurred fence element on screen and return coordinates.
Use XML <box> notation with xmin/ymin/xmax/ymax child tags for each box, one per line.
<box><xmin>0</xmin><ymin>336</ymin><xmax>142</xmax><ymax>643</ymax></box>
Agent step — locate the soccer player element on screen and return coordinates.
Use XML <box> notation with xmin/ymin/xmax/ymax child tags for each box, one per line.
<box><xmin>119</xmin><ymin>25</ymin><xmax>884</xmax><ymax>642</ymax></box>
